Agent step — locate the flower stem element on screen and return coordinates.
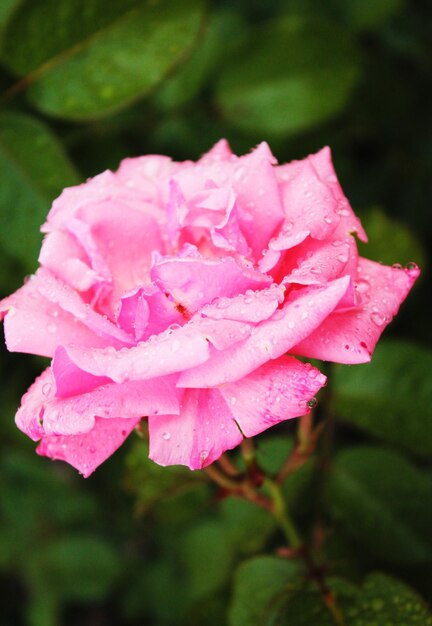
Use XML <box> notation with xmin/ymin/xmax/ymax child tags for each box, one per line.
<box><xmin>264</xmin><ymin>477</ymin><xmax>302</xmax><ymax>549</ymax></box>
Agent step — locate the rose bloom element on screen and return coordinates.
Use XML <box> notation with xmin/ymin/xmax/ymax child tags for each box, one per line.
<box><xmin>0</xmin><ymin>141</ymin><xmax>419</xmax><ymax>476</ymax></box>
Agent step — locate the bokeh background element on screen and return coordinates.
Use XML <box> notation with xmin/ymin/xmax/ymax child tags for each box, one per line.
<box><xmin>0</xmin><ymin>1</ymin><xmax>431</xmax><ymax>624</ymax></box>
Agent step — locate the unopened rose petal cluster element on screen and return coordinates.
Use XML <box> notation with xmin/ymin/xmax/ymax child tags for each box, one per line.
<box><xmin>0</xmin><ymin>141</ymin><xmax>419</xmax><ymax>476</ymax></box>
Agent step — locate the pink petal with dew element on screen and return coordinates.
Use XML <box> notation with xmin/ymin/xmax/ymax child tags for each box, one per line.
<box><xmin>148</xmin><ymin>388</ymin><xmax>243</xmax><ymax>470</ymax></box>
<box><xmin>219</xmin><ymin>356</ymin><xmax>327</xmax><ymax>437</ymax></box>
<box><xmin>200</xmin><ymin>284</ymin><xmax>285</xmax><ymax>323</ymax></box>
<box><xmin>37</xmin><ymin>416</ymin><xmax>140</xmax><ymax>478</ymax></box>
<box><xmin>15</xmin><ymin>368</ymin><xmax>53</xmax><ymax>440</ymax></box>
<box><xmin>199</xmin><ymin>138</ymin><xmax>233</xmax><ymax>164</ymax></box>
<box><xmin>42</xmin><ymin>375</ymin><xmax>181</xmax><ymax>436</ymax></box>
<box><xmin>116</xmin><ymin>154</ymin><xmax>177</xmax><ymax>204</ymax></box>
<box><xmin>276</xmin><ymin>232</ymin><xmax>358</xmax><ymax>288</ymax></box>
<box><xmin>151</xmin><ymin>254</ymin><xmax>271</xmax><ymax>316</ymax></box>
<box><xmin>230</xmin><ymin>142</ymin><xmax>284</xmax><ymax>258</ymax></box>
<box><xmin>290</xmin><ymin>259</ymin><xmax>420</xmax><ymax>364</ymax></box>
<box><xmin>39</xmin><ymin>230</ymin><xmax>100</xmax><ymax>292</ymax></box>
<box><xmin>63</xmin><ymin>323</ymin><xmax>211</xmax><ymax>383</ymax></box>
<box><xmin>308</xmin><ymin>147</ymin><xmax>367</xmax><ymax>241</ymax></box>
<box><xmin>36</xmin><ymin>268</ymin><xmax>133</xmax><ymax>345</ymax></box>
<box><xmin>189</xmin><ymin>316</ymin><xmax>253</xmax><ymax>350</ymax></box>
<box><xmin>275</xmin><ymin>147</ymin><xmax>366</xmax><ymax>244</ymax></box>
<box><xmin>53</xmin><ymin>346</ymin><xmax>111</xmax><ymax>397</ymax></box>
<box><xmin>119</xmin><ymin>284</ymin><xmax>184</xmax><ymax>340</ymax></box>
<box><xmin>116</xmin><ymin>287</ymin><xmax>150</xmax><ymax>341</ymax></box>
<box><xmin>76</xmin><ymin>201</ymin><xmax>164</xmax><ymax>310</ymax></box>
<box><xmin>0</xmin><ymin>274</ymin><xmax>116</xmax><ymax>357</ymax></box>
<box><xmin>178</xmin><ymin>275</ymin><xmax>350</xmax><ymax>387</ymax></box>
<box><xmin>44</xmin><ymin>169</ymin><xmax>162</xmax><ymax>228</ymax></box>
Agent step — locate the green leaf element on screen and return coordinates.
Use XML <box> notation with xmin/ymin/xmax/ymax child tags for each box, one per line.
<box><xmin>333</xmin><ymin>340</ymin><xmax>432</xmax><ymax>455</ymax></box>
<box><xmin>156</xmin><ymin>10</ymin><xmax>247</xmax><ymax>110</ymax></box>
<box><xmin>277</xmin><ymin>573</ymin><xmax>432</xmax><ymax>626</ymax></box>
<box><xmin>219</xmin><ymin>497</ymin><xmax>275</xmax><ymax>555</ymax></box>
<box><xmin>332</xmin><ymin>0</ymin><xmax>406</xmax><ymax>31</ymax></box>
<box><xmin>0</xmin><ymin>0</ymin><xmax>18</xmax><ymax>31</ymax></box>
<box><xmin>348</xmin><ymin>573</ymin><xmax>432</xmax><ymax>625</ymax></box>
<box><xmin>1</xmin><ymin>0</ymin><xmax>205</xmax><ymax>120</ymax></box>
<box><xmin>27</xmin><ymin>535</ymin><xmax>120</xmax><ymax>602</ymax></box>
<box><xmin>357</xmin><ymin>206</ymin><xmax>426</xmax><ymax>269</ymax></box>
<box><xmin>125</xmin><ymin>439</ymin><xmax>205</xmax><ymax>515</ymax></box>
<box><xmin>0</xmin><ymin>111</ymin><xmax>79</xmax><ymax>269</ymax></box>
<box><xmin>229</xmin><ymin>556</ymin><xmax>301</xmax><ymax>626</ymax></box>
<box><xmin>279</xmin><ymin>579</ymin><xmax>359</xmax><ymax>626</ymax></box>
<box><xmin>182</xmin><ymin>520</ymin><xmax>234</xmax><ymax>600</ymax></box>
<box><xmin>326</xmin><ymin>446</ymin><xmax>432</xmax><ymax>564</ymax></box>
<box><xmin>215</xmin><ymin>16</ymin><xmax>361</xmax><ymax>137</ymax></box>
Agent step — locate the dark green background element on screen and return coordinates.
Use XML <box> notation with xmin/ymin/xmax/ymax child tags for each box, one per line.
<box><xmin>0</xmin><ymin>1</ymin><xmax>431</xmax><ymax>624</ymax></box>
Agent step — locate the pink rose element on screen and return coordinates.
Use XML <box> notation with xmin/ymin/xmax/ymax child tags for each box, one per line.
<box><xmin>0</xmin><ymin>141</ymin><xmax>419</xmax><ymax>476</ymax></box>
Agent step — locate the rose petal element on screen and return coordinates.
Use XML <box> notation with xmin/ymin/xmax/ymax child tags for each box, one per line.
<box><xmin>42</xmin><ymin>375</ymin><xmax>181</xmax><ymax>436</ymax></box>
<box><xmin>151</xmin><ymin>253</ymin><xmax>271</xmax><ymax>316</ymax></box>
<box><xmin>148</xmin><ymin>388</ymin><xmax>243</xmax><ymax>470</ymax></box>
<box><xmin>219</xmin><ymin>356</ymin><xmax>327</xmax><ymax>436</ymax></box>
<box><xmin>0</xmin><ymin>273</ymin><xmax>117</xmax><ymax>357</ymax></box>
<box><xmin>37</xmin><ymin>416</ymin><xmax>140</xmax><ymax>478</ymax></box>
<box><xmin>290</xmin><ymin>258</ymin><xmax>420</xmax><ymax>363</ymax></box>
<box><xmin>15</xmin><ymin>368</ymin><xmax>53</xmax><ymax>440</ymax></box>
<box><xmin>178</xmin><ymin>275</ymin><xmax>350</xmax><ymax>387</ymax></box>
<box><xmin>52</xmin><ymin>346</ymin><xmax>111</xmax><ymax>397</ymax></box>
<box><xmin>63</xmin><ymin>323</ymin><xmax>211</xmax><ymax>383</ymax></box>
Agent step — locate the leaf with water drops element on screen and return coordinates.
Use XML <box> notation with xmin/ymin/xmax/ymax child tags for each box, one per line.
<box><xmin>228</xmin><ymin>556</ymin><xmax>301</xmax><ymax>626</ymax></box>
<box><xmin>347</xmin><ymin>573</ymin><xmax>432</xmax><ymax>625</ymax></box>
<box><xmin>325</xmin><ymin>446</ymin><xmax>432</xmax><ymax>564</ymax></box>
<box><xmin>0</xmin><ymin>111</ymin><xmax>79</xmax><ymax>272</ymax></box>
<box><xmin>333</xmin><ymin>340</ymin><xmax>432</xmax><ymax>455</ymax></box>
<box><xmin>1</xmin><ymin>0</ymin><xmax>205</xmax><ymax>120</ymax></box>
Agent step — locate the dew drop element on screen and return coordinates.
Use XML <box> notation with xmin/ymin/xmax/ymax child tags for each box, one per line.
<box><xmin>392</xmin><ymin>263</ymin><xmax>403</xmax><ymax>269</ymax></box>
<box><xmin>162</xmin><ymin>431</ymin><xmax>171</xmax><ymax>441</ymax></box>
<box><xmin>307</xmin><ymin>397</ymin><xmax>318</xmax><ymax>409</ymax></box>
<box><xmin>370</xmin><ymin>311</ymin><xmax>386</xmax><ymax>327</ymax></box>
<box><xmin>42</xmin><ymin>383</ymin><xmax>52</xmax><ymax>397</ymax></box>
<box><xmin>406</xmin><ymin>261</ymin><xmax>419</xmax><ymax>271</ymax></box>
<box><xmin>355</xmin><ymin>279</ymin><xmax>370</xmax><ymax>294</ymax></box>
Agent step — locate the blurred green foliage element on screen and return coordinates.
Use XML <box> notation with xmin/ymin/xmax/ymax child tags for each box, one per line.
<box><xmin>0</xmin><ymin>0</ymin><xmax>431</xmax><ymax>624</ymax></box>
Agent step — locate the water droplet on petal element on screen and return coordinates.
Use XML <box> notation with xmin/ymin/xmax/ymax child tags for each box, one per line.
<box><xmin>162</xmin><ymin>432</ymin><xmax>171</xmax><ymax>441</ymax></box>
<box><xmin>392</xmin><ymin>263</ymin><xmax>403</xmax><ymax>269</ymax></box>
<box><xmin>42</xmin><ymin>383</ymin><xmax>52</xmax><ymax>397</ymax></box>
<box><xmin>355</xmin><ymin>279</ymin><xmax>370</xmax><ymax>294</ymax></box>
<box><xmin>371</xmin><ymin>311</ymin><xmax>386</xmax><ymax>327</ymax></box>
<box><xmin>307</xmin><ymin>397</ymin><xmax>318</xmax><ymax>409</ymax></box>
<box><xmin>406</xmin><ymin>261</ymin><xmax>418</xmax><ymax>271</ymax></box>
